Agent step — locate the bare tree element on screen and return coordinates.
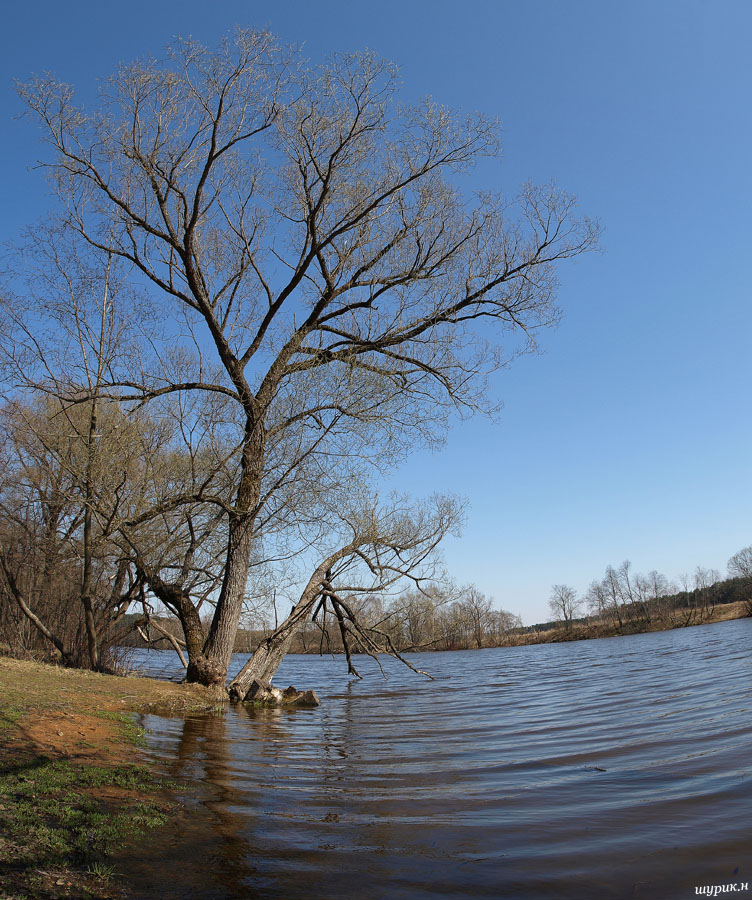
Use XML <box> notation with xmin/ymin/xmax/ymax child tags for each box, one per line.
<box><xmin>0</xmin><ymin>230</ymin><xmax>135</xmax><ymax>668</ymax></box>
<box><xmin>14</xmin><ymin>29</ymin><xmax>598</xmax><ymax>687</ymax></box>
<box><xmin>487</xmin><ymin>608</ymin><xmax>522</xmax><ymax>644</ymax></box>
<box><xmin>0</xmin><ymin>395</ymin><xmax>142</xmax><ymax>667</ymax></box>
<box><xmin>394</xmin><ymin>591</ymin><xmax>438</xmax><ymax>650</ymax></box>
<box><xmin>728</xmin><ymin>546</ymin><xmax>752</xmax><ymax>579</ymax></box>
<box><xmin>548</xmin><ymin>583</ymin><xmax>581</xmax><ymax>630</ymax></box>
<box><xmin>458</xmin><ymin>586</ymin><xmax>494</xmax><ymax>648</ymax></box>
<box><xmin>0</xmin><ymin>228</ymin><xmax>233</xmax><ymax>669</ymax></box>
<box><xmin>693</xmin><ymin>565</ymin><xmax>721</xmax><ymax>618</ymax></box>
<box><xmin>727</xmin><ymin>546</ymin><xmax>752</xmax><ymax>616</ymax></box>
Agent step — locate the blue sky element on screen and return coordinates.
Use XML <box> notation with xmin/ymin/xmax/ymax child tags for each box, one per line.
<box><xmin>2</xmin><ymin>1</ymin><xmax>750</xmax><ymax>624</ymax></box>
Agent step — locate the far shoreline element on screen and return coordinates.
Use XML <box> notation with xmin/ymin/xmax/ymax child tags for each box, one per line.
<box><xmin>503</xmin><ymin>599</ymin><xmax>749</xmax><ymax>648</ymax></box>
<box><xmin>119</xmin><ymin>598</ymin><xmax>751</xmax><ymax>666</ymax></box>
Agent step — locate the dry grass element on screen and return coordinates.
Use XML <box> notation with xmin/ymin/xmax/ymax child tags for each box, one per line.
<box><xmin>0</xmin><ymin>656</ymin><xmax>224</xmax><ymax>719</ymax></box>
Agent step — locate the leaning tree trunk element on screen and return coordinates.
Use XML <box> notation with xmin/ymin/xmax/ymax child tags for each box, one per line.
<box><xmin>175</xmin><ymin>594</ymin><xmax>213</xmax><ymax>684</ymax></box>
<box><xmin>133</xmin><ymin>556</ymin><xmax>212</xmax><ymax>683</ymax></box>
<box><xmin>227</xmin><ymin>550</ymin><xmax>348</xmax><ymax>702</ymax></box>
<box><xmin>227</xmin><ymin>607</ymin><xmax>308</xmax><ymax>701</ymax></box>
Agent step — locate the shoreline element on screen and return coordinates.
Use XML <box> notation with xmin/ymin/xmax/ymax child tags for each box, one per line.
<box><xmin>0</xmin><ymin>658</ymin><xmax>221</xmax><ymax>900</ymax></box>
<box><xmin>272</xmin><ymin>600</ymin><xmax>750</xmax><ymax>654</ymax></box>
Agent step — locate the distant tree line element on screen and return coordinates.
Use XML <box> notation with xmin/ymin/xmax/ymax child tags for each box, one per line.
<box><xmin>117</xmin><ymin>585</ymin><xmax>523</xmax><ymax>662</ymax></box>
<box><xmin>291</xmin><ymin>586</ymin><xmax>522</xmax><ymax>656</ymax></box>
<box><xmin>543</xmin><ymin>547</ymin><xmax>752</xmax><ymax>634</ymax></box>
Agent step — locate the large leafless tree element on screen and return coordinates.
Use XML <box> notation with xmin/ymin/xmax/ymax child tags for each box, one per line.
<box><xmin>14</xmin><ymin>28</ymin><xmax>598</xmax><ymax>688</ymax></box>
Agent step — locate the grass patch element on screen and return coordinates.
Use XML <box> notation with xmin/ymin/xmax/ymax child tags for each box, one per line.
<box><xmin>90</xmin><ymin>711</ymin><xmax>148</xmax><ymax>749</ymax></box>
<box><xmin>0</xmin><ymin>754</ymin><xmax>169</xmax><ymax>861</ymax></box>
<box><xmin>0</xmin><ymin>705</ymin><xmax>24</xmax><ymax>732</ymax></box>
<box><xmin>0</xmin><ymin>750</ymin><xmax>172</xmax><ymax>899</ymax></box>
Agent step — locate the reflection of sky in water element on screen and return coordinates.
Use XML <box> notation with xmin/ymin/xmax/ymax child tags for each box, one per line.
<box><xmin>120</xmin><ymin>618</ymin><xmax>752</xmax><ymax>899</ymax></box>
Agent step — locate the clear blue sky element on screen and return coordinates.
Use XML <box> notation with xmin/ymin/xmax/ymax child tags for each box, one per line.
<box><xmin>2</xmin><ymin>1</ymin><xmax>750</xmax><ymax>624</ymax></box>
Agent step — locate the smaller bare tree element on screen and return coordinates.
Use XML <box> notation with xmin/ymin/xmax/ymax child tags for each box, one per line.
<box><xmin>727</xmin><ymin>545</ymin><xmax>752</xmax><ymax>616</ymax></box>
<box><xmin>459</xmin><ymin>586</ymin><xmax>494</xmax><ymax>648</ymax></box>
<box><xmin>487</xmin><ymin>608</ymin><xmax>522</xmax><ymax>644</ymax></box>
<box><xmin>549</xmin><ymin>584</ymin><xmax>581</xmax><ymax>630</ymax></box>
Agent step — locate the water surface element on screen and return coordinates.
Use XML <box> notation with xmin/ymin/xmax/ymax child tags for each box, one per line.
<box><xmin>119</xmin><ymin>618</ymin><xmax>752</xmax><ymax>899</ymax></box>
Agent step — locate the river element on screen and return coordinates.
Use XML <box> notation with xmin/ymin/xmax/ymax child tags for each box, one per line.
<box><xmin>117</xmin><ymin>617</ymin><xmax>752</xmax><ymax>899</ymax></box>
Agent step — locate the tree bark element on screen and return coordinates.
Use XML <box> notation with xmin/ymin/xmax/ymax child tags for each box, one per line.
<box><xmin>227</xmin><ymin>616</ymin><xmax>302</xmax><ymax>701</ymax></box>
<box><xmin>200</xmin><ymin>511</ymin><xmax>256</xmax><ymax>682</ymax></box>
<box><xmin>81</xmin><ymin>397</ymin><xmax>100</xmax><ymax>670</ymax></box>
<box><xmin>132</xmin><ymin>557</ymin><xmax>213</xmax><ymax>681</ymax></box>
<box><xmin>81</xmin><ymin>595</ymin><xmax>100</xmax><ymax>670</ymax></box>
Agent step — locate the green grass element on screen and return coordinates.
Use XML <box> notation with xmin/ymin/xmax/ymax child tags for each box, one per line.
<box><xmin>0</xmin><ymin>706</ymin><xmax>24</xmax><ymax>732</ymax></box>
<box><xmin>91</xmin><ymin>710</ymin><xmax>148</xmax><ymax>748</ymax></box>
<box><xmin>86</xmin><ymin>862</ymin><xmax>117</xmax><ymax>881</ymax></box>
<box><xmin>0</xmin><ymin>751</ymin><xmax>173</xmax><ymax>897</ymax></box>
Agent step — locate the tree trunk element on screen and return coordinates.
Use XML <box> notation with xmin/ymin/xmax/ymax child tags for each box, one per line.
<box><xmin>172</xmin><ymin>597</ymin><xmax>211</xmax><ymax>682</ymax></box>
<box><xmin>191</xmin><ymin>420</ymin><xmax>266</xmax><ymax>687</ymax></box>
<box><xmin>228</xmin><ymin>616</ymin><xmax>303</xmax><ymax>701</ymax></box>
<box><xmin>81</xmin><ymin>396</ymin><xmax>100</xmax><ymax>670</ymax></box>
<box><xmin>81</xmin><ymin>595</ymin><xmax>100</xmax><ymax>670</ymax></box>
<box><xmin>200</xmin><ymin>511</ymin><xmax>256</xmax><ymax>683</ymax></box>
<box><xmin>133</xmin><ymin>556</ymin><xmax>213</xmax><ymax>682</ymax></box>
<box><xmin>228</xmin><ymin>550</ymin><xmax>348</xmax><ymax>702</ymax></box>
